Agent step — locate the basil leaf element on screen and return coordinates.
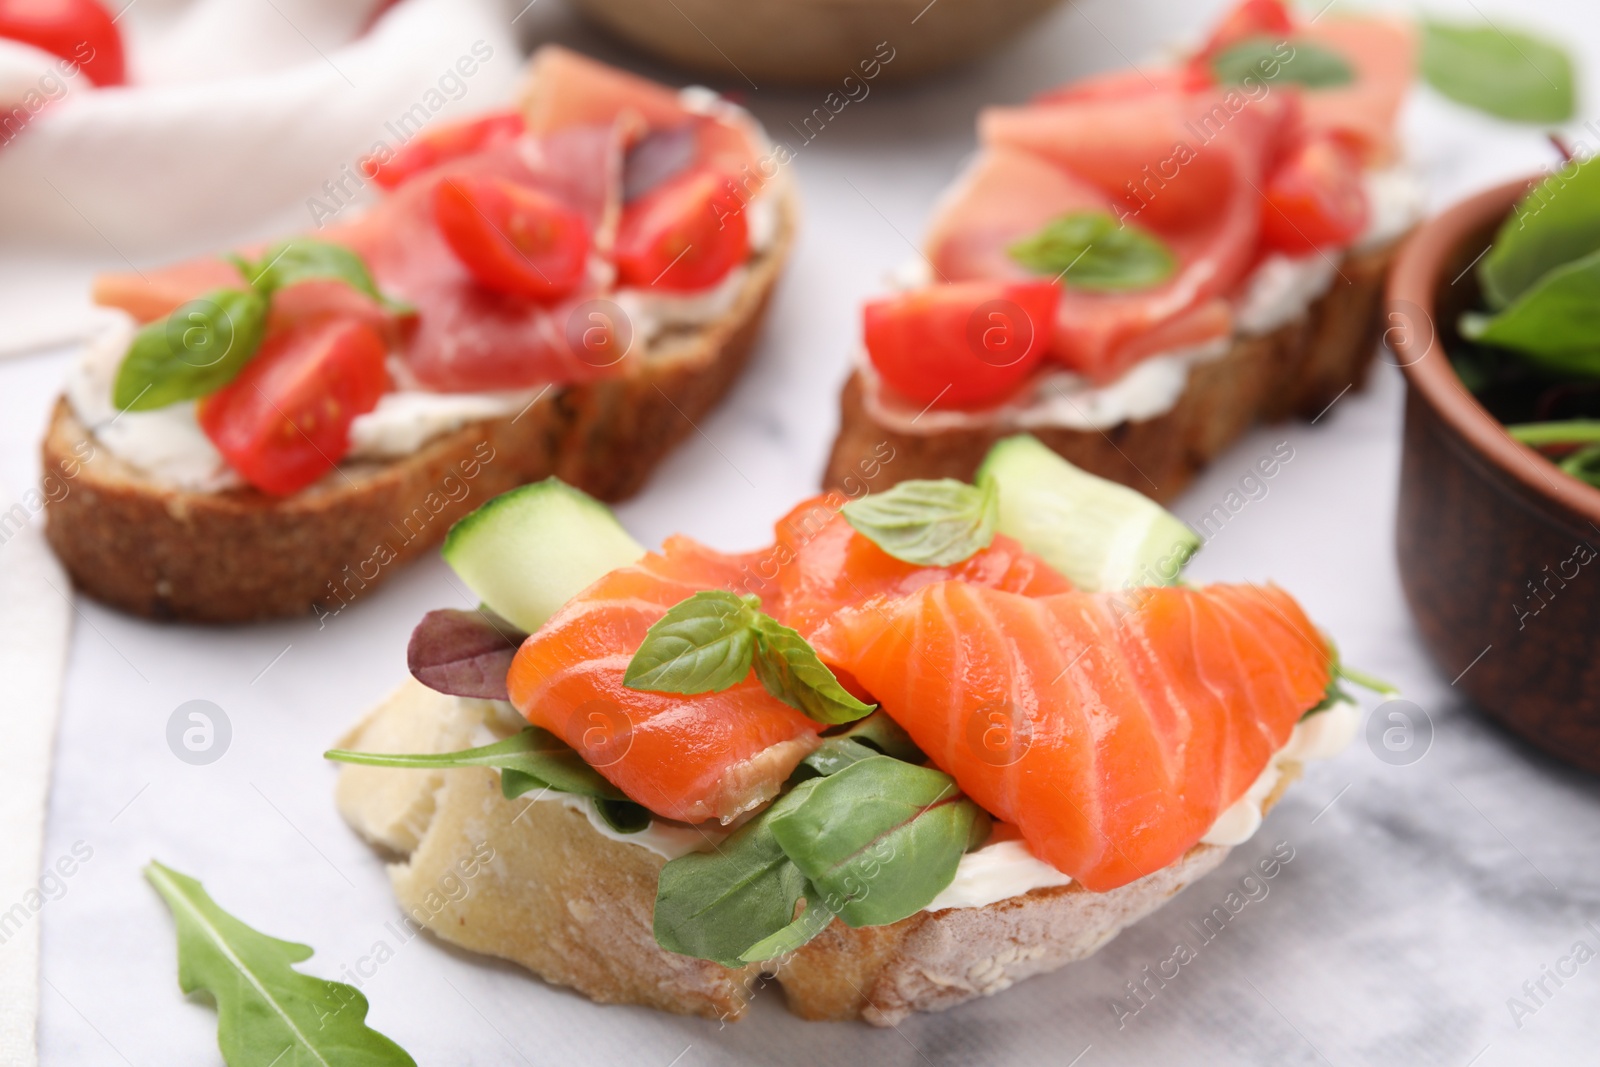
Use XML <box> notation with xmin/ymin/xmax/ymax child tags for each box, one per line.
<box><xmin>1460</xmin><ymin>249</ymin><xmax>1600</xmax><ymax>378</ymax></box>
<box><xmin>324</xmin><ymin>726</ymin><xmax>628</xmax><ymax>801</ymax></box>
<box><xmin>737</xmin><ymin>885</ymin><xmax>836</xmax><ymax>964</ymax></box>
<box><xmin>1422</xmin><ymin>20</ymin><xmax>1575</xmax><ymax>124</ymax></box>
<box><xmin>1210</xmin><ymin>36</ymin><xmax>1354</xmax><ymax>89</ymax></box>
<box><xmin>242</xmin><ymin>238</ymin><xmax>408</xmax><ymax>310</ymax></box>
<box><xmin>112</xmin><ymin>287</ymin><xmax>268</xmax><ymax>411</ymax></box>
<box><xmin>841</xmin><ymin>477</ymin><xmax>999</xmax><ymax>566</ymax></box>
<box><xmin>406</xmin><ymin>607</ymin><xmax>528</xmax><ymax>701</ymax></box>
<box><xmin>653</xmin><ymin>780</ymin><xmax>819</xmax><ymax>967</ymax></box>
<box><xmin>146</xmin><ymin>861</ymin><xmax>416</xmax><ymax>1067</ymax></box>
<box><xmin>1007</xmin><ymin>211</ymin><xmax>1176</xmax><ymax>290</ymax></box>
<box><xmin>624</xmin><ymin>590</ymin><xmax>762</xmax><ymax>694</ymax></box>
<box><xmin>1479</xmin><ymin>159</ymin><xmax>1600</xmax><ymax>310</ymax></box>
<box><xmin>751</xmin><ymin>617</ymin><xmax>876</xmax><ymax>726</ymax></box>
<box><xmin>768</xmin><ymin>756</ymin><xmax>980</xmax><ymax>928</ymax></box>
<box><xmin>825</xmin><ymin>709</ymin><xmax>925</xmax><ymax>764</ymax></box>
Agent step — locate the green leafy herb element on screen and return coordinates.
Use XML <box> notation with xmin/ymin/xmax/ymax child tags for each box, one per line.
<box><xmin>112</xmin><ymin>288</ymin><xmax>268</xmax><ymax>411</ymax></box>
<box><xmin>1210</xmin><ymin>36</ymin><xmax>1354</xmax><ymax>89</ymax></box>
<box><xmin>1422</xmin><ymin>20</ymin><xmax>1575</xmax><ymax>124</ymax></box>
<box><xmin>840</xmin><ymin>477</ymin><xmax>999</xmax><ymax>566</ymax></box>
<box><xmin>594</xmin><ymin>797</ymin><xmax>653</xmax><ymax>834</ymax></box>
<box><xmin>1461</xmin><ymin>250</ymin><xmax>1600</xmax><ymax>378</ymax></box>
<box><xmin>796</xmin><ymin>737</ymin><xmax>884</xmax><ymax>779</ymax></box>
<box><xmin>146</xmin><ymin>861</ymin><xmax>415</xmax><ymax>1067</ymax></box>
<box><xmin>625</xmin><ymin>594</ymin><xmax>875</xmax><ymax>726</ymax></box>
<box><xmin>1508</xmin><ymin>421</ymin><xmax>1600</xmax><ymax>488</ymax></box>
<box><xmin>652</xmin><ymin>780</ymin><xmax>819</xmax><ymax>967</ymax></box>
<box><xmin>324</xmin><ymin>727</ymin><xmax>628</xmax><ymax>802</ymax></box>
<box><xmin>237</xmin><ymin>239</ymin><xmax>411</xmax><ymax>312</ymax></box>
<box><xmin>113</xmin><ymin>238</ymin><xmax>400</xmax><ymax>411</ymax></box>
<box><xmin>769</xmin><ymin>756</ymin><xmax>983</xmax><ymax>928</ymax></box>
<box><xmin>750</xmin><ymin>617</ymin><xmax>877</xmax><ymax>725</ymax></box>
<box><xmin>1007</xmin><ymin>211</ymin><xmax>1177</xmax><ymax>290</ymax></box>
<box><xmin>823</xmin><ymin>709</ymin><xmax>925</xmax><ymax>764</ymax></box>
<box><xmin>622</xmin><ymin>590</ymin><xmax>762</xmax><ymax>693</ymax></box>
<box><xmin>1479</xmin><ymin>160</ymin><xmax>1600</xmax><ymax>310</ymax></box>
<box><xmin>736</xmin><ymin>885</ymin><xmax>836</xmax><ymax>964</ymax></box>
<box><xmin>1558</xmin><ymin>444</ymin><xmax>1600</xmax><ymax>487</ymax></box>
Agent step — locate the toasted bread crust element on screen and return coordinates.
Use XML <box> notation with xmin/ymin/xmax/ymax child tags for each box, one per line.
<box><xmin>824</xmin><ymin>239</ymin><xmax>1398</xmax><ymax>503</ymax></box>
<box><xmin>40</xmin><ymin>192</ymin><xmax>795</xmax><ymax>622</ymax></box>
<box><xmin>336</xmin><ymin>681</ymin><xmax>1297</xmax><ymax>1026</ymax></box>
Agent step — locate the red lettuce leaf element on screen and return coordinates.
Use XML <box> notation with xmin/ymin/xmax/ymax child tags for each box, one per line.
<box><xmin>406</xmin><ymin>608</ymin><xmax>528</xmax><ymax>701</ymax></box>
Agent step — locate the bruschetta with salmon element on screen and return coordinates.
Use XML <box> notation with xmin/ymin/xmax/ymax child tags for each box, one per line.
<box><xmin>328</xmin><ymin>438</ymin><xmax>1373</xmax><ymax>1023</ymax></box>
<box><xmin>42</xmin><ymin>47</ymin><xmax>795</xmax><ymax>622</ymax></box>
<box><xmin>826</xmin><ymin>0</ymin><xmax>1420</xmax><ymax>500</ymax></box>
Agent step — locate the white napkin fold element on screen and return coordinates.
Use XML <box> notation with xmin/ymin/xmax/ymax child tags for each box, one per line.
<box><xmin>0</xmin><ymin>524</ymin><xmax>74</xmax><ymax>1067</ymax></box>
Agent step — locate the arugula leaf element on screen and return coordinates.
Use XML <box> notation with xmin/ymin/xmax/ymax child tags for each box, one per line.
<box><xmin>653</xmin><ymin>780</ymin><xmax>819</xmax><ymax>967</ymax></box>
<box><xmin>1007</xmin><ymin>211</ymin><xmax>1176</xmax><ymax>290</ymax></box>
<box><xmin>594</xmin><ymin>797</ymin><xmax>653</xmax><ymax>833</ymax></box>
<box><xmin>841</xmin><ymin>478</ymin><xmax>999</xmax><ymax>566</ymax></box>
<box><xmin>240</xmin><ymin>238</ymin><xmax>410</xmax><ymax>311</ymax></box>
<box><xmin>146</xmin><ymin>861</ymin><xmax>415</xmax><ymax>1067</ymax></box>
<box><xmin>1461</xmin><ymin>249</ymin><xmax>1600</xmax><ymax>378</ymax></box>
<box><xmin>112</xmin><ymin>288</ymin><xmax>269</xmax><ymax>411</ymax></box>
<box><xmin>1210</xmin><ymin>36</ymin><xmax>1354</xmax><ymax>89</ymax></box>
<box><xmin>623</xmin><ymin>590</ymin><xmax>762</xmax><ymax>694</ymax></box>
<box><xmin>324</xmin><ymin>727</ymin><xmax>628</xmax><ymax>802</ymax></box>
<box><xmin>1479</xmin><ymin>160</ymin><xmax>1600</xmax><ymax>311</ymax></box>
<box><xmin>1422</xmin><ymin>20</ymin><xmax>1575</xmax><ymax>124</ymax></box>
<box><xmin>751</xmin><ymin>617</ymin><xmax>876</xmax><ymax>725</ymax></box>
<box><xmin>768</xmin><ymin>756</ymin><xmax>981</xmax><ymax>928</ymax></box>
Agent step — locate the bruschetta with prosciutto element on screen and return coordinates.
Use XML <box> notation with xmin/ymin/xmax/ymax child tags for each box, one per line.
<box><xmin>42</xmin><ymin>47</ymin><xmax>795</xmax><ymax>622</ymax></box>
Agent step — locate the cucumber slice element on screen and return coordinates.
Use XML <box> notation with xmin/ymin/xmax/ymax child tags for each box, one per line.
<box><xmin>441</xmin><ymin>479</ymin><xmax>646</xmax><ymax>632</ymax></box>
<box><xmin>975</xmin><ymin>435</ymin><xmax>1199</xmax><ymax>591</ymax></box>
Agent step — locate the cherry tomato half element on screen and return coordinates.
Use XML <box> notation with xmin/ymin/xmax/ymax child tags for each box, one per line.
<box><xmin>1259</xmin><ymin>134</ymin><xmax>1369</xmax><ymax>255</ymax></box>
<box><xmin>864</xmin><ymin>280</ymin><xmax>1060</xmax><ymax>410</ymax></box>
<box><xmin>433</xmin><ymin>175</ymin><xmax>592</xmax><ymax>302</ymax></box>
<box><xmin>0</xmin><ymin>0</ymin><xmax>125</xmax><ymax>86</ymax></box>
<box><xmin>614</xmin><ymin>166</ymin><xmax>748</xmax><ymax>292</ymax></box>
<box><xmin>199</xmin><ymin>317</ymin><xmax>389</xmax><ymax>496</ymax></box>
<box><xmin>362</xmin><ymin>112</ymin><xmax>525</xmax><ymax>190</ymax></box>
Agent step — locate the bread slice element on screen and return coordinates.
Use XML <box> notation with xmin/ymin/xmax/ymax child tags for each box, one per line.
<box><xmin>40</xmin><ymin>190</ymin><xmax>795</xmax><ymax>623</ymax></box>
<box><xmin>335</xmin><ymin>679</ymin><xmax>1300</xmax><ymax>1026</ymax></box>
<box><xmin>824</xmin><ymin>238</ymin><xmax>1398</xmax><ymax>503</ymax></box>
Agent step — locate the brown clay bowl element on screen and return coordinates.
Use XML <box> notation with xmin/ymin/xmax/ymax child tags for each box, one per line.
<box><xmin>1389</xmin><ymin>177</ymin><xmax>1600</xmax><ymax>773</ymax></box>
<box><xmin>567</xmin><ymin>0</ymin><xmax>1066</xmax><ymax>87</ymax></box>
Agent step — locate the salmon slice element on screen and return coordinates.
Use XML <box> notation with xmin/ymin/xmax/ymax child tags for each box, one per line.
<box><xmin>812</xmin><ymin>581</ymin><xmax>1331</xmax><ymax>891</ymax></box>
<box><xmin>761</xmin><ymin>495</ymin><xmax>1072</xmax><ymax>638</ymax></box>
<box><xmin>505</xmin><ymin>535</ymin><xmax>820</xmax><ymax>825</ymax></box>
<box><xmin>1295</xmin><ymin>16</ymin><xmax>1416</xmax><ymax>165</ymax></box>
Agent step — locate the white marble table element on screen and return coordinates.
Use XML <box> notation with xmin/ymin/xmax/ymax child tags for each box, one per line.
<box><xmin>4</xmin><ymin>0</ymin><xmax>1598</xmax><ymax>1063</ymax></box>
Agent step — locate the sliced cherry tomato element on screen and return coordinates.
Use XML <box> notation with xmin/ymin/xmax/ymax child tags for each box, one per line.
<box><xmin>614</xmin><ymin>166</ymin><xmax>748</xmax><ymax>292</ymax></box>
<box><xmin>1259</xmin><ymin>134</ymin><xmax>1369</xmax><ymax>255</ymax></box>
<box><xmin>0</xmin><ymin>0</ymin><xmax>125</xmax><ymax>86</ymax></box>
<box><xmin>198</xmin><ymin>317</ymin><xmax>388</xmax><ymax>497</ymax></box>
<box><xmin>1198</xmin><ymin>0</ymin><xmax>1295</xmax><ymax>57</ymax></box>
<box><xmin>433</xmin><ymin>175</ymin><xmax>592</xmax><ymax>302</ymax></box>
<box><xmin>362</xmin><ymin>112</ymin><xmax>525</xmax><ymax>190</ymax></box>
<box><xmin>864</xmin><ymin>280</ymin><xmax>1059</xmax><ymax>410</ymax></box>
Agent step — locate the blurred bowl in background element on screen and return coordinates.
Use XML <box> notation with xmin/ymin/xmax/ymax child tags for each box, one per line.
<box><xmin>566</xmin><ymin>0</ymin><xmax>1065</xmax><ymax>87</ymax></box>
<box><xmin>1389</xmin><ymin>177</ymin><xmax>1600</xmax><ymax>773</ymax></box>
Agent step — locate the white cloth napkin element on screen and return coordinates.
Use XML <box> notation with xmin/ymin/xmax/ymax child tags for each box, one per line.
<box><xmin>0</xmin><ymin>525</ymin><xmax>73</xmax><ymax>1067</ymax></box>
<box><xmin>0</xmin><ymin>0</ymin><xmax>524</xmax><ymax>356</ymax></box>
